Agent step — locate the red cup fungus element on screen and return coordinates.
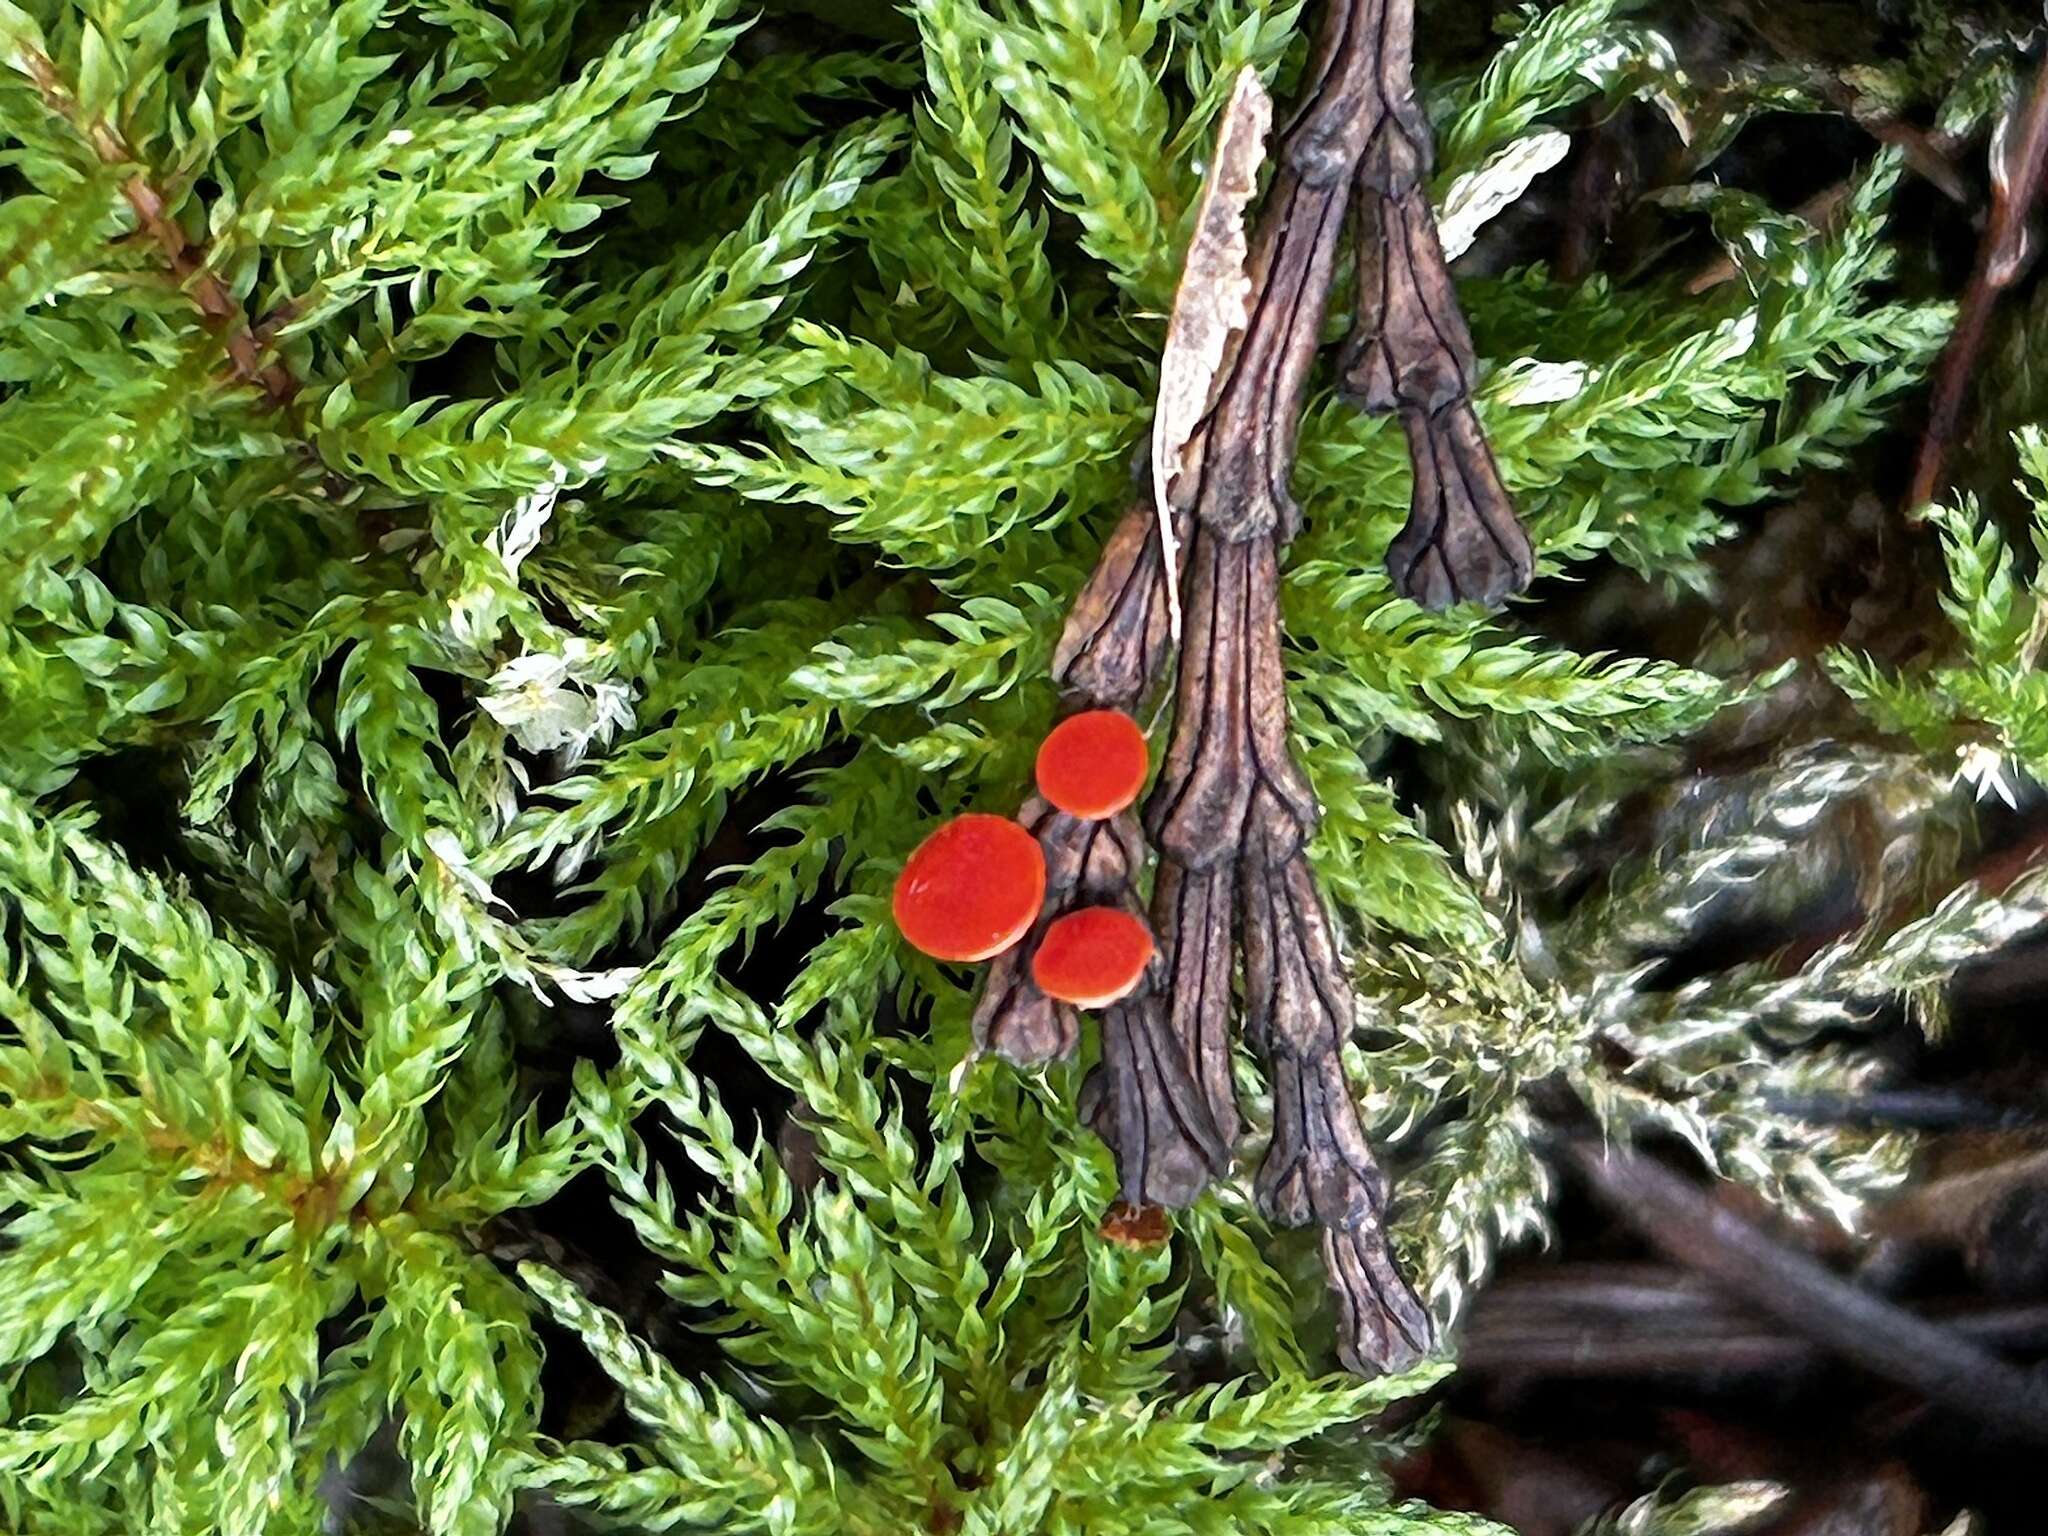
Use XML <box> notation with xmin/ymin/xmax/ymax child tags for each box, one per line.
<box><xmin>1034</xmin><ymin>708</ymin><xmax>1150</xmax><ymax>820</ymax></box>
<box><xmin>892</xmin><ymin>813</ymin><xmax>1047</xmax><ymax>962</ymax></box>
<box><xmin>1031</xmin><ymin>905</ymin><xmax>1155</xmax><ymax>1008</ymax></box>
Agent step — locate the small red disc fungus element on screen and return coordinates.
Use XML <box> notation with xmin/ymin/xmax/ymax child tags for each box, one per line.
<box><xmin>893</xmin><ymin>814</ymin><xmax>1046</xmax><ymax>962</ymax></box>
<box><xmin>1035</xmin><ymin>709</ymin><xmax>1150</xmax><ymax>820</ymax></box>
<box><xmin>1031</xmin><ymin>906</ymin><xmax>1155</xmax><ymax>1008</ymax></box>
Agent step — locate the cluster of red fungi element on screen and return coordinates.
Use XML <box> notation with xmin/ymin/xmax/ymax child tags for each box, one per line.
<box><xmin>892</xmin><ymin>709</ymin><xmax>1154</xmax><ymax>1007</ymax></box>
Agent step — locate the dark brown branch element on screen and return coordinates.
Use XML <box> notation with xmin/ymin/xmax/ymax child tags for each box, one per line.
<box><xmin>1169</xmin><ymin>0</ymin><xmax>1416</xmax><ymax>549</ymax></box>
<box><xmin>1565</xmin><ymin>1138</ymin><xmax>2048</xmax><ymax>1441</ymax></box>
<box><xmin>1460</xmin><ymin>1263</ymin><xmax>2048</xmax><ymax>1379</ymax></box>
<box><xmin>1340</xmin><ymin>186</ymin><xmax>1474</xmax><ymax>415</ymax></box>
<box><xmin>1128</xmin><ymin>0</ymin><xmax>1477</xmax><ymax>1370</ymax></box>
<box><xmin>1908</xmin><ymin>51</ymin><xmax>2048</xmax><ymax>513</ymax></box>
<box><xmin>971</xmin><ymin>930</ymin><xmax>1078</xmax><ymax>1068</ymax></box>
<box><xmin>1137</xmin><ymin>0</ymin><xmax>1464</xmax><ymax>1371</ymax></box>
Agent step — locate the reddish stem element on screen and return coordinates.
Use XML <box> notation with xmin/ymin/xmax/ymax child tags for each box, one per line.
<box><xmin>1907</xmin><ymin>55</ymin><xmax>2048</xmax><ymax>514</ymax></box>
<box><xmin>21</xmin><ymin>45</ymin><xmax>296</xmax><ymax>407</ymax></box>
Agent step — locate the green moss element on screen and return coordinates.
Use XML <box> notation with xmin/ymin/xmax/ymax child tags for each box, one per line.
<box><xmin>0</xmin><ymin>0</ymin><xmax>2032</xmax><ymax>1530</ymax></box>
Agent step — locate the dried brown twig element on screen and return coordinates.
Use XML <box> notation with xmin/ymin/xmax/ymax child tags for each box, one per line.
<box><xmin>975</xmin><ymin>0</ymin><xmax>1527</xmax><ymax>1378</ymax></box>
<box><xmin>1566</xmin><ymin>1138</ymin><xmax>2048</xmax><ymax>1441</ymax></box>
<box><xmin>1908</xmin><ymin>51</ymin><xmax>2048</xmax><ymax>513</ymax></box>
<box><xmin>1460</xmin><ymin>1262</ymin><xmax>2048</xmax><ymax>1378</ymax></box>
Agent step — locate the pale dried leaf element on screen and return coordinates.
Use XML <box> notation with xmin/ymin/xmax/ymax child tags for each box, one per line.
<box><xmin>1153</xmin><ymin>66</ymin><xmax>1271</xmax><ymax>639</ymax></box>
<box><xmin>1488</xmin><ymin>357</ymin><xmax>1591</xmax><ymax>407</ymax></box>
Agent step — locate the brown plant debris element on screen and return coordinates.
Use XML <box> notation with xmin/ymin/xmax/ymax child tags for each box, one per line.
<box><xmin>1153</xmin><ymin>66</ymin><xmax>1274</xmax><ymax>638</ymax></box>
<box><xmin>979</xmin><ymin>0</ymin><xmax>1527</xmax><ymax>1376</ymax></box>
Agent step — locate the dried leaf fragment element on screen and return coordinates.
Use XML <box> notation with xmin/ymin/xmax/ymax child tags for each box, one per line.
<box><xmin>1152</xmin><ymin>66</ymin><xmax>1272</xmax><ymax>638</ymax></box>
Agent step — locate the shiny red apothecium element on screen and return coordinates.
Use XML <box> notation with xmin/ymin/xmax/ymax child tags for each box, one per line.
<box><xmin>1032</xmin><ymin>906</ymin><xmax>1155</xmax><ymax>1008</ymax></box>
<box><xmin>1034</xmin><ymin>709</ymin><xmax>1149</xmax><ymax>820</ymax></box>
<box><xmin>892</xmin><ymin>813</ymin><xmax>1047</xmax><ymax>962</ymax></box>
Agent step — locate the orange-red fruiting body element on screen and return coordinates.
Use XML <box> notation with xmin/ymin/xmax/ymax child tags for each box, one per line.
<box><xmin>1031</xmin><ymin>906</ymin><xmax>1155</xmax><ymax>1008</ymax></box>
<box><xmin>1034</xmin><ymin>709</ymin><xmax>1150</xmax><ymax>820</ymax></box>
<box><xmin>893</xmin><ymin>814</ymin><xmax>1047</xmax><ymax>962</ymax></box>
